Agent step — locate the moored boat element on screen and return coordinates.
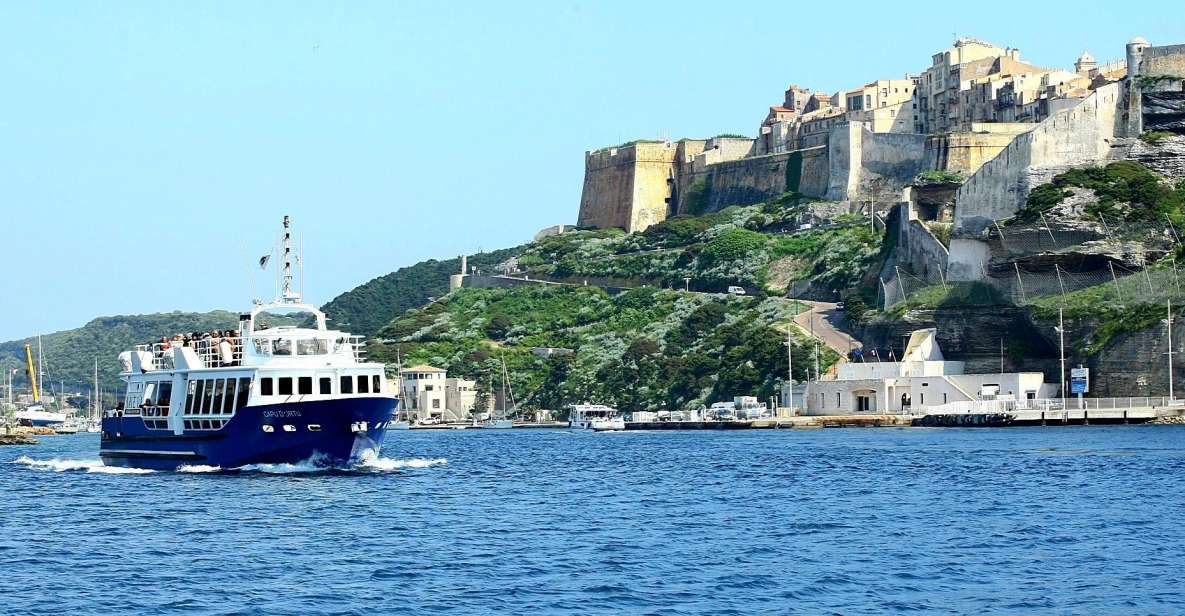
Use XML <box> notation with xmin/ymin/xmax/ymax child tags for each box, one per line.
<box><xmin>569</xmin><ymin>404</ymin><xmax>625</xmax><ymax>431</ymax></box>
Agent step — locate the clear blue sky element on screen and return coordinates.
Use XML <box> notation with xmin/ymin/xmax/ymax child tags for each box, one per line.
<box><xmin>0</xmin><ymin>1</ymin><xmax>1178</xmax><ymax>339</ymax></box>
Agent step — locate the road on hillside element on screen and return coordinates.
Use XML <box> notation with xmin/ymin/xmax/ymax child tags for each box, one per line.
<box><xmin>791</xmin><ymin>300</ymin><xmax>862</xmax><ymax>357</ymax></box>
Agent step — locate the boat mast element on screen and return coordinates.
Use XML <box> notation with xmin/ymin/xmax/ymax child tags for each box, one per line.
<box><xmin>24</xmin><ymin>343</ymin><xmax>39</xmax><ymax>403</ymax></box>
<box><xmin>500</xmin><ymin>353</ymin><xmax>508</xmax><ymax>418</ymax></box>
<box><xmin>93</xmin><ymin>359</ymin><xmax>100</xmax><ymax>420</ymax></box>
<box><xmin>280</xmin><ymin>215</ymin><xmax>299</xmax><ymax>303</ymax></box>
<box><xmin>37</xmin><ymin>335</ymin><xmax>44</xmax><ymax>399</ymax></box>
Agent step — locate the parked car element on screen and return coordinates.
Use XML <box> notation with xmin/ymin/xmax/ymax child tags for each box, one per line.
<box><xmin>727</xmin><ymin>286</ymin><xmax>746</xmax><ymax>296</ymax></box>
<box><xmin>835</xmin><ymin>301</ymin><xmax>845</xmax><ymax>311</ymax></box>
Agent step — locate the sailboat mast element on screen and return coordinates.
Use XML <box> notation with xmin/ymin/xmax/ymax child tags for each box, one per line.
<box><xmin>93</xmin><ymin>359</ymin><xmax>100</xmax><ymax>420</ymax></box>
<box><xmin>37</xmin><ymin>335</ymin><xmax>44</xmax><ymax>395</ymax></box>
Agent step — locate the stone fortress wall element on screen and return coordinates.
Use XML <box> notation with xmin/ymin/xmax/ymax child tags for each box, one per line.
<box><xmin>577</xmin><ymin>37</ymin><xmax>1185</xmax><ymax>260</ymax></box>
<box><xmin>945</xmin><ymin>39</ymin><xmax>1185</xmax><ymax>282</ymax></box>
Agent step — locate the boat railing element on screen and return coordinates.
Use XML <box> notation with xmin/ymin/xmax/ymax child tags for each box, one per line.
<box><xmin>134</xmin><ymin>339</ymin><xmax>245</xmax><ymax>371</ymax></box>
<box><xmin>348</xmin><ymin>336</ymin><xmax>367</xmax><ymax>363</ymax></box>
<box><xmin>920</xmin><ymin>396</ymin><xmax>1185</xmax><ymax>415</ymax></box>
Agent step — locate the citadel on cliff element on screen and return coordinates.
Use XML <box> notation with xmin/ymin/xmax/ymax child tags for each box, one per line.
<box><xmin>577</xmin><ymin>36</ymin><xmax>1185</xmax><ymax>285</ymax></box>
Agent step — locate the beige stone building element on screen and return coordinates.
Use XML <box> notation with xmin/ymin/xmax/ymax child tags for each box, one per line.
<box><xmin>399</xmin><ymin>365</ymin><xmax>487</xmax><ymax>422</ymax></box>
<box><xmin>844</xmin><ymin>78</ymin><xmax>919</xmax><ymax>133</ymax></box>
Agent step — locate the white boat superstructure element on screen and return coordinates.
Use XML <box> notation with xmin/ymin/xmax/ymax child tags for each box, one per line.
<box><xmin>569</xmin><ymin>404</ymin><xmax>625</xmax><ymax>431</ymax></box>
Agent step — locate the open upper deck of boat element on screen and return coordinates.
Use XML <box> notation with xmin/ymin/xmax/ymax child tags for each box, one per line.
<box><xmin>121</xmin><ymin>301</ymin><xmax>369</xmax><ymax>375</ymax></box>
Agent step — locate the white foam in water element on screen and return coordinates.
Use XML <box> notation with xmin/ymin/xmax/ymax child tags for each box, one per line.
<box><xmin>12</xmin><ymin>455</ymin><xmax>155</xmax><ymax>474</ymax></box>
<box><xmin>357</xmin><ymin>456</ymin><xmax>448</xmax><ymax>471</ymax></box>
<box><xmin>176</xmin><ymin>464</ymin><xmax>222</xmax><ymax>473</ymax></box>
<box><xmin>235</xmin><ymin>460</ymin><xmax>332</xmax><ymax>474</ymax></box>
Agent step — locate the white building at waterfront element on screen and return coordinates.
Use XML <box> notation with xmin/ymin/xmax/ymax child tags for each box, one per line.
<box><xmin>399</xmin><ymin>365</ymin><xmax>487</xmax><ymax>422</ymax></box>
<box><xmin>803</xmin><ymin>329</ymin><xmax>1056</xmax><ymax>415</ymax></box>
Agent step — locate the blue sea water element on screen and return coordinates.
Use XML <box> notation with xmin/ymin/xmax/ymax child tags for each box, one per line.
<box><xmin>3</xmin><ymin>426</ymin><xmax>1185</xmax><ymax>615</ymax></box>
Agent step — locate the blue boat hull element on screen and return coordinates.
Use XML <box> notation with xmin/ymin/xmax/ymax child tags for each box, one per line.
<box><xmin>99</xmin><ymin>397</ymin><xmax>398</xmax><ymax>470</ymax></box>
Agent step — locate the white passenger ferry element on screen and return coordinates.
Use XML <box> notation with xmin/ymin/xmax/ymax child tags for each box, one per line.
<box><xmin>99</xmin><ymin>217</ymin><xmax>399</xmax><ymax>470</ymax></box>
<box><xmin>568</xmin><ymin>404</ymin><xmax>625</xmax><ymax>431</ymax></box>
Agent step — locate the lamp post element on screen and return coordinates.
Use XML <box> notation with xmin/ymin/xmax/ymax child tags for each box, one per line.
<box><xmin>1166</xmin><ymin>299</ymin><xmax>1175</xmax><ymax>401</ymax></box>
<box><xmin>786</xmin><ymin>329</ymin><xmax>794</xmax><ymax>413</ymax></box>
<box><xmin>1054</xmin><ymin>307</ymin><xmax>1066</xmax><ymax>401</ymax></box>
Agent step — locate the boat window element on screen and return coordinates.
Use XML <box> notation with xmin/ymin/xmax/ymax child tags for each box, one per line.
<box><xmin>212</xmin><ymin>379</ymin><xmax>225</xmax><ymax>414</ymax></box>
<box><xmin>315</xmin><ymin>339</ymin><xmax>329</xmax><ymax>354</ymax></box>
<box><xmin>236</xmin><ymin>377</ymin><xmax>251</xmax><ymax>409</ymax></box>
<box><xmin>278</xmin><ymin>377</ymin><xmax>293</xmax><ymax>396</ymax></box>
<box><xmin>319</xmin><ymin>377</ymin><xmax>332</xmax><ymax>395</ymax></box>
<box><xmin>260</xmin><ymin>377</ymin><xmax>273</xmax><ymax>396</ymax></box>
<box><xmin>185</xmin><ymin>380</ymin><xmax>197</xmax><ymax>413</ymax></box>
<box><xmin>225</xmin><ymin>379</ymin><xmax>238</xmax><ymax>413</ymax></box>
<box><xmin>158</xmin><ymin>382</ymin><xmax>172</xmax><ymax>407</ymax></box>
<box><xmin>201</xmin><ymin>420</ymin><xmax>212</xmax><ymax>430</ymax></box>
<box><xmin>193</xmin><ymin>380</ymin><xmax>207</xmax><ymax>413</ymax></box>
<box><xmin>253</xmin><ymin>338</ymin><xmax>272</xmax><ymax>355</ymax></box>
<box><xmin>273</xmin><ymin>338</ymin><xmax>293</xmax><ymax>356</ymax></box>
<box><xmin>144</xmin><ymin>382</ymin><xmax>157</xmax><ymax>407</ymax></box>
<box><xmin>202</xmin><ymin>379</ymin><xmax>216</xmax><ymax>414</ymax></box>
<box><xmin>373</xmin><ymin>375</ymin><xmax>381</xmax><ymax>393</ymax></box>
<box><xmin>340</xmin><ymin>375</ymin><xmax>354</xmax><ymax>394</ymax></box>
<box><xmin>298</xmin><ymin>376</ymin><xmax>312</xmax><ymax>395</ymax></box>
<box><xmin>357</xmin><ymin>375</ymin><xmax>369</xmax><ymax>394</ymax></box>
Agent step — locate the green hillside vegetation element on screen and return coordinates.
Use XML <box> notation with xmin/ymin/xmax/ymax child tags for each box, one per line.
<box><xmin>1017</xmin><ymin>160</ymin><xmax>1185</xmax><ymax>224</ymax></box>
<box><xmin>320</xmin><ymin>245</ymin><xmax>525</xmax><ymax>337</ymax></box>
<box><xmin>372</xmin><ymin>285</ymin><xmax>836</xmax><ymax>413</ymax></box>
<box><xmin>0</xmin><ymin>311</ymin><xmax>237</xmax><ymax>391</ymax></box>
<box><xmin>516</xmin><ymin>200</ymin><xmax>881</xmax><ymax>296</ymax></box>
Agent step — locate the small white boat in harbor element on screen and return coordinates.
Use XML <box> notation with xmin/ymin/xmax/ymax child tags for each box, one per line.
<box><xmin>569</xmin><ymin>404</ymin><xmax>625</xmax><ymax>431</ymax></box>
<box><xmin>15</xmin><ymin>405</ymin><xmax>67</xmax><ymax>427</ymax></box>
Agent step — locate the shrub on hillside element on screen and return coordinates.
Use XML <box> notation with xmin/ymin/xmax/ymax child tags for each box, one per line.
<box><xmin>699</xmin><ymin>228</ymin><xmax>768</xmax><ymax>266</ymax></box>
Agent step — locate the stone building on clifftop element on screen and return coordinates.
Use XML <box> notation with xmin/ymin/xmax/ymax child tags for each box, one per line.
<box><xmin>577</xmin><ymin>36</ymin><xmax>1152</xmax><ymax>234</ymax></box>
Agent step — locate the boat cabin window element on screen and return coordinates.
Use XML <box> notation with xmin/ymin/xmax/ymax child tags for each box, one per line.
<box><xmin>357</xmin><ymin>375</ymin><xmax>370</xmax><ymax>394</ymax></box>
<box><xmin>202</xmin><ymin>378</ymin><xmax>216</xmax><ymax>413</ymax></box>
<box><xmin>278</xmin><ymin>377</ymin><xmax>293</xmax><ymax>396</ymax></box>
<box><xmin>183</xmin><ymin>377</ymin><xmax>251</xmax><ymax>415</ymax></box>
<box><xmin>273</xmin><ymin>339</ymin><xmax>293</xmax><ymax>356</ymax></box>
<box><xmin>341</xmin><ymin>375</ymin><xmax>354</xmax><ymax>394</ymax></box>
<box><xmin>260</xmin><ymin>377</ymin><xmax>274</xmax><ymax>396</ymax></box>
<box><xmin>298</xmin><ymin>376</ymin><xmax>313</xmax><ymax>395</ymax></box>
<box><xmin>158</xmin><ymin>382</ymin><xmax>172</xmax><ymax>407</ymax></box>
<box><xmin>373</xmin><ymin>375</ymin><xmax>381</xmax><ymax>393</ymax></box>
<box><xmin>211</xmin><ymin>379</ymin><xmax>226</xmax><ymax>414</ymax></box>
<box><xmin>320</xmin><ymin>377</ymin><xmax>332</xmax><ymax>394</ymax></box>
<box><xmin>236</xmin><ymin>377</ymin><xmax>251</xmax><ymax>408</ymax></box>
<box><xmin>296</xmin><ymin>339</ymin><xmax>330</xmax><ymax>355</ymax></box>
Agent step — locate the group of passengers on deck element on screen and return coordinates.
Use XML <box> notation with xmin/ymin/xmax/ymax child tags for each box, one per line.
<box><xmin>149</xmin><ymin>330</ymin><xmax>241</xmax><ymax>366</ymax></box>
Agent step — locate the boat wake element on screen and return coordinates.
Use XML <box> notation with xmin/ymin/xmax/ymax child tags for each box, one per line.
<box><xmin>12</xmin><ymin>456</ymin><xmax>155</xmax><ymax>474</ymax></box>
<box><xmin>176</xmin><ymin>464</ymin><xmax>223</xmax><ymax>473</ymax></box>
<box><xmin>354</xmin><ymin>455</ymin><xmax>448</xmax><ymax>472</ymax></box>
<box><xmin>236</xmin><ymin>452</ymin><xmax>447</xmax><ymax>475</ymax></box>
<box><xmin>12</xmin><ymin>454</ymin><xmax>446</xmax><ymax>476</ymax></box>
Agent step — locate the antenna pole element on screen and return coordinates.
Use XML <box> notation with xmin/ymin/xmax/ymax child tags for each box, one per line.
<box><xmin>281</xmin><ymin>215</ymin><xmax>297</xmax><ymax>301</ymax></box>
